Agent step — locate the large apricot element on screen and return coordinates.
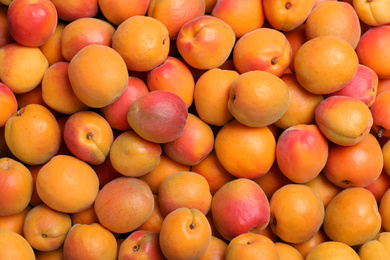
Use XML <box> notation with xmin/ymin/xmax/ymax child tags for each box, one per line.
<box><xmin>305</xmin><ymin>241</ymin><xmax>360</xmax><ymax>260</ymax></box>
<box><xmin>36</xmin><ymin>155</ymin><xmax>100</xmax><ymax>214</ymax></box>
<box><xmin>112</xmin><ymin>15</ymin><xmax>170</xmax><ymax>72</ymax></box>
<box><xmin>5</xmin><ymin>104</ymin><xmax>61</xmax><ymax>165</ymax></box>
<box><xmin>159</xmin><ymin>207</ymin><xmax>212</xmax><ymax>260</ymax></box>
<box><xmin>233</xmin><ymin>28</ymin><xmax>292</xmax><ymax>77</ymax></box>
<box><xmin>0</xmin><ymin>157</ymin><xmax>32</xmax><ymax>216</ymax></box>
<box><xmin>305</xmin><ymin>1</ymin><xmax>361</xmax><ymax>49</ymax></box>
<box><xmin>270</xmin><ymin>184</ymin><xmax>325</xmax><ymax>244</ymax></box>
<box><xmin>0</xmin><ymin>230</ymin><xmax>35</xmax><ymax>259</ymax></box>
<box><xmin>68</xmin><ymin>44</ymin><xmax>129</xmax><ymax>108</ymax></box>
<box><xmin>294</xmin><ymin>35</ymin><xmax>359</xmax><ymax>94</ymax></box>
<box><xmin>214</xmin><ymin>119</ymin><xmax>276</xmax><ymax>179</ymax></box>
<box><xmin>323</xmin><ymin>133</ymin><xmax>383</xmax><ymax>188</ymax></box>
<box><xmin>323</xmin><ymin>187</ymin><xmax>382</xmax><ymax>246</ymax></box>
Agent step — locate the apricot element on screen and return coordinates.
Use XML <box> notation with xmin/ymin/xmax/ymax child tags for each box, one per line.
<box><xmin>305</xmin><ymin>241</ymin><xmax>360</xmax><ymax>260</ymax></box>
<box><xmin>61</xmin><ymin>17</ymin><xmax>115</xmax><ymax>62</ymax></box>
<box><xmin>148</xmin><ymin>0</ymin><xmax>205</xmax><ymax>40</ymax></box>
<box><xmin>262</xmin><ymin>0</ymin><xmax>314</xmax><ymax>32</ymax></box>
<box><xmin>0</xmin><ymin>43</ymin><xmax>49</xmax><ymax>94</ymax></box>
<box><xmin>0</xmin><ymin>205</ymin><xmax>30</xmax><ymax>235</ymax></box>
<box><xmin>198</xmin><ymin>236</ymin><xmax>227</xmax><ymax>260</ymax></box>
<box><xmin>158</xmin><ymin>171</ymin><xmax>212</xmax><ymax>216</ymax></box>
<box><xmin>112</xmin><ymin>15</ymin><xmax>170</xmax><ymax>72</ymax></box>
<box><xmin>41</xmin><ymin>62</ymin><xmax>89</xmax><ymax>115</ymax></box>
<box><xmin>275</xmin><ymin>73</ymin><xmax>323</xmax><ymax>129</ymax></box>
<box><xmin>147</xmin><ymin>56</ymin><xmax>195</xmax><ymax>108</ymax></box>
<box><xmin>253</xmin><ymin>162</ymin><xmax>293</xmax><ymax>200</ymax></box>
<box><xmin>211</xmin><ymin>178</ymin><xmax>270</xmax><ymax>241</ymax></box>
<box><xmin>159</xmin><ymin>207</ymin><xmax>212</xmax><ymax>260</ymax></box>
<box><xmin>7</xmin><ymin>0</ymin><xmax>58</xmax><ymax>47</ymax></box>
<box><xmin>356</xmin><ymin>25</ymin><xmax>390</xmax><ymax>79</ymax></box>
<box><xmin>294</xmin><ymin>35</ymin><xmax>359</xmax><ymax>95</ymax></box>
<box><xmin>49</xmin><ymin>0</ymin><xmax>98</xmax><ymax>21</ymax></box>
<box><xmin>70</xmin><ymin>203</ymin><xmax>99</xmax><ymax>225</ymax></box>
<box><xmin>64</xmin><ymin>110</ymin><xmax>114</xmax><ymax>165</ymax></box>
<box><xmin>225</xmin><ymin>233</ymin><xmax>280</xmax><ymax>259</ymax></box>
<box><xmin>176</xmin><ymin>15</ymin><xmax>236</xmax><ymax>70</ymax></box>
<box><xmin>94</xmin><ymin>177</ymin><xmax>154</xmax><ymax>234</ymax></box>
<box><xmin>139</xmin><ymin>153</ymin><xmax>190</xmax><ymax>194</ymax></box>
<box><xmin>370</xmin><ymin>90</ymin><xmax>390</xmax><ymax>138</ymax></box>
<box><xmin>136</xmin><ymin>195</ymin><xmax>164</xmax><ymax>233</ymax></box>
<box><xmin>5</xmin><ymin>104</ymin><xmax>61</xmax><ymax>165</ymax></box>
<box><xmin>0</xmin><ymin>6</ymin><xmax>13</xmax><ymax>48</ymax></box>
<box><xmin>0</xmin><ymin>158</ymin><xmax>32</xmax><ymax>216</ymax></box>
<box><xmin>359</xmin><ymin>232</ymin><xmax>390</xmax><ymax>259</ymax></box>
<box><xmin>63</xmin><ymin>223</ymin><xmax>117</xmax><ymax>260</ymax></box>
<box><xmin>118</xmin><ymin>230</ymin><xmax>165</xmax><ymax>260</ymax></box>
<box><xmin>127</xmin><ymin>90</ymin><xmax>188</xmax><ymax>144</ymax></box>
<box><xmin>228</xmin><ymin>70</ymin><xmax>289</xmax><ymax>127</ymax></box>
<box><xmin>324</xmin><ymin>187</ymin><xmax>382</xmax><ymax>246</ymax></box>
<box><xmin>315</xmin><ymin>95</ymin><xmax>373</xmax><ymax>146</ymax></box>
<box><xmin>270</xmin><ymin>184</ymin><xmax>325</xmax><ymax>244</ymax></box>
<box><xmin>383</xmin><ymin>140</ymin><xmax>390</xmax><ymax>175</ymax></box>
<box><xmin>379</xmin><ymin>189</ymin><xmax>390</xmax><ymax>231</ymax></box>
<box><xmin>99</xmin><ymin>0</ymin><xmax>150</xmax><ymax>26</ymax></box>
<box><xmin>303</xmin><ymin>172</ymin><xmax>343</xmax><ymax>208</ymax></box>
<box><xmin>36</xmin><ymin>155</ymin><xmax>100</xmax><ymax>214</ymax></box>
<box><xmin>191</xmin><ymin>150</ymin><xmax>236</xmax><ymax>195</ymax></box>
<box><xmin>365</xmin><ymin>170</ymin><xmax>390</xmax><ymax>203</ymax></box>
<box><xmin>162</xmin><ymin>113</ymin><xmax>214</xmax><ymax>166</ymax></box>
<box><xmin>211</xmin><ymin>0</ymin><xmax>265</xmax><ymax>38</ymax></box>
<box><xmin>290</xmin><ymin>230</ymin><xmax>330</xmax><ymax>259</ymax></box>
<box><xmin>276</xmin><ymin>124</ymin><xmax>329</xmax><ymax>183</ymax></box>
<box><xmin>194</xmin><ymin>68</ymin><xmax>238</xmax><ymax>126</ymax></box>
<box><xmin>68</xmin><ymin>44</ymin><xmax>129</xmax><ymax>108</ymax></box>
<box><xmin>305</xmin><ymin>1</ymin><xmax>361</xmax><ymax>49</ymax></box>
<box><xmin>325</xmin><ymin>64</ymin><xmax>378</xmax><ymax>107</ymax></box>
<box><xmin>23</xmin><ymin>204</ymin><xmax>72</xmax><ymax>252</ymax></box>
<box><xmin>284</xmin><ymin>24</ymin><xmax>307</xmax><ymax>72</ymax></box>
<box><xmin>214</xmin><ymin>119</ymin><xmax>276</xmax><ymax>179</ymax></box>
<box><xmin>353</xmin><ymin>0</ymin><xmax>390</xmax><ymax>26</ymax></box>
<box><xmin>0</xmin><ymin>230</ymin><xmax>35</xmax><ymax>259</ymax></box>
<box><xmin>324</xmin><ymin>133</ymin><xmax>383</xmax><ymax>188</ymax></box>
<box><xmin>233</xmin><ymin>28</ymin><xmax>292</xmax><ymax>76</ymax></box>
<box><xmin>0</xmin><ymin>82</ymin><xmax>18</xmax><ymax>127</ymax></box>
<box><xmin>275</xmin><ymin>242</ymin><xmax>304</xmax><ymax>260</ymax></box>
<box><xmin>39</xmin><ymin>21</ymin><xmax>66</xmax><ymax>66</ymax></box>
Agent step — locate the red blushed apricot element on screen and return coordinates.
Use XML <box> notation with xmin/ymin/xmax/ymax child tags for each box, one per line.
<box><xmin>211</xmin><ymin>178</ymin><xmax>270</xmax><ymax>241</ymax></box>
<box><xmin>276</xmin><ymin>124</ymin><xmax>329</xmax><ymax>183</ymax></box>
<box><xmin>0</xmin><ymin>6</ymin><xmax>13</xmax><ymax>48</ymax></box>
<box><xmin>162</xmin><ymin>113</ymin><xmax>214</xmax><ymax>166</ymax></box>
<box><xmin>99</xmin><ymin>0</ymin><xmax>150</xmax><ymax>26</ymax></box>
<box><xmin>7</xmin><ymin>0</ymin><xmax>58</xmax><ymax>47</ymax></box>
<box><xmin>147</xmin><ymin>56</ymin><xmax>195</xmax><ymax>108</ymax></box>
<box><xmin>356</xmin><ymin>25</ymin><xmax>390</xmax><ymax>79</ymax></box>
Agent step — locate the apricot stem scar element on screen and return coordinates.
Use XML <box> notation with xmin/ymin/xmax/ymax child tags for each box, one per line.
<box><xmin>271</xmin><ymin>57</ymin><xmax>278</xmax><ymax>65</ymax></box>
<box><xmin>133</xmin><ymin>245</ymin><xmax>140</xmax><ymax>252</ymax></box>
<box><xmin>189</xmin><ymin>223</ymin><xmax>195</xmax><ymax>230</ymax></box>
<box><xmin>285</xmin><ymin>2</ymin><xmax>291</xmax><ymax>9</ymax></box>
<box><xmin>42</xmin><ymin>234</ymin><xmax>47</xmax><ymax>238</ymax></box>
<box><xmin>87</xmin><ymin>133</ymin><xmax>93</xmax><ymax>140</ymax></box>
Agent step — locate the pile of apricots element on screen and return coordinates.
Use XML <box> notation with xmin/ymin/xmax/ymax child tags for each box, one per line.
<box><xmin>1</xmin><ymin>0</ymin><xmax>390</xmax><ymax>259</ymax></box>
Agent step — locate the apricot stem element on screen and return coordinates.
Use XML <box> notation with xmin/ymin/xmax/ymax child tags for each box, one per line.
<box><xmin>87</xmin><ymin>133</ymin><xmax>93</xmax><ymax>140</ymax></box>
<box><xmin>189</xmin><ymin>223</ymin><xmax>195</xmax><ymax>230</ymax></box>
<box><xmin>133</xmin><ymin>245</ymin><xmax>140</xmax><ymax>252</ymax></box>
<box><xmin>247</xmin><ymin>241</ymin><xmax>251</xmax><ymax>245</ymax></box>
<box><xmin>378</xmin><ymin>127</ymin><xmax>385</xmax><ymax>138</ymax></box>
<box><xmin>285</xmin><ymin>2</ymin><xmax>292</xmax><ymax>9</ymax></box>
<box><xmin>271</xmin><ymin>57</ymin><xmax>278</xmax><ymax>65</ymax></box>
<box><xmin>42</xmin><ymin>234</ymin><xmax>47</xmax><ymax>238</ymax></box>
